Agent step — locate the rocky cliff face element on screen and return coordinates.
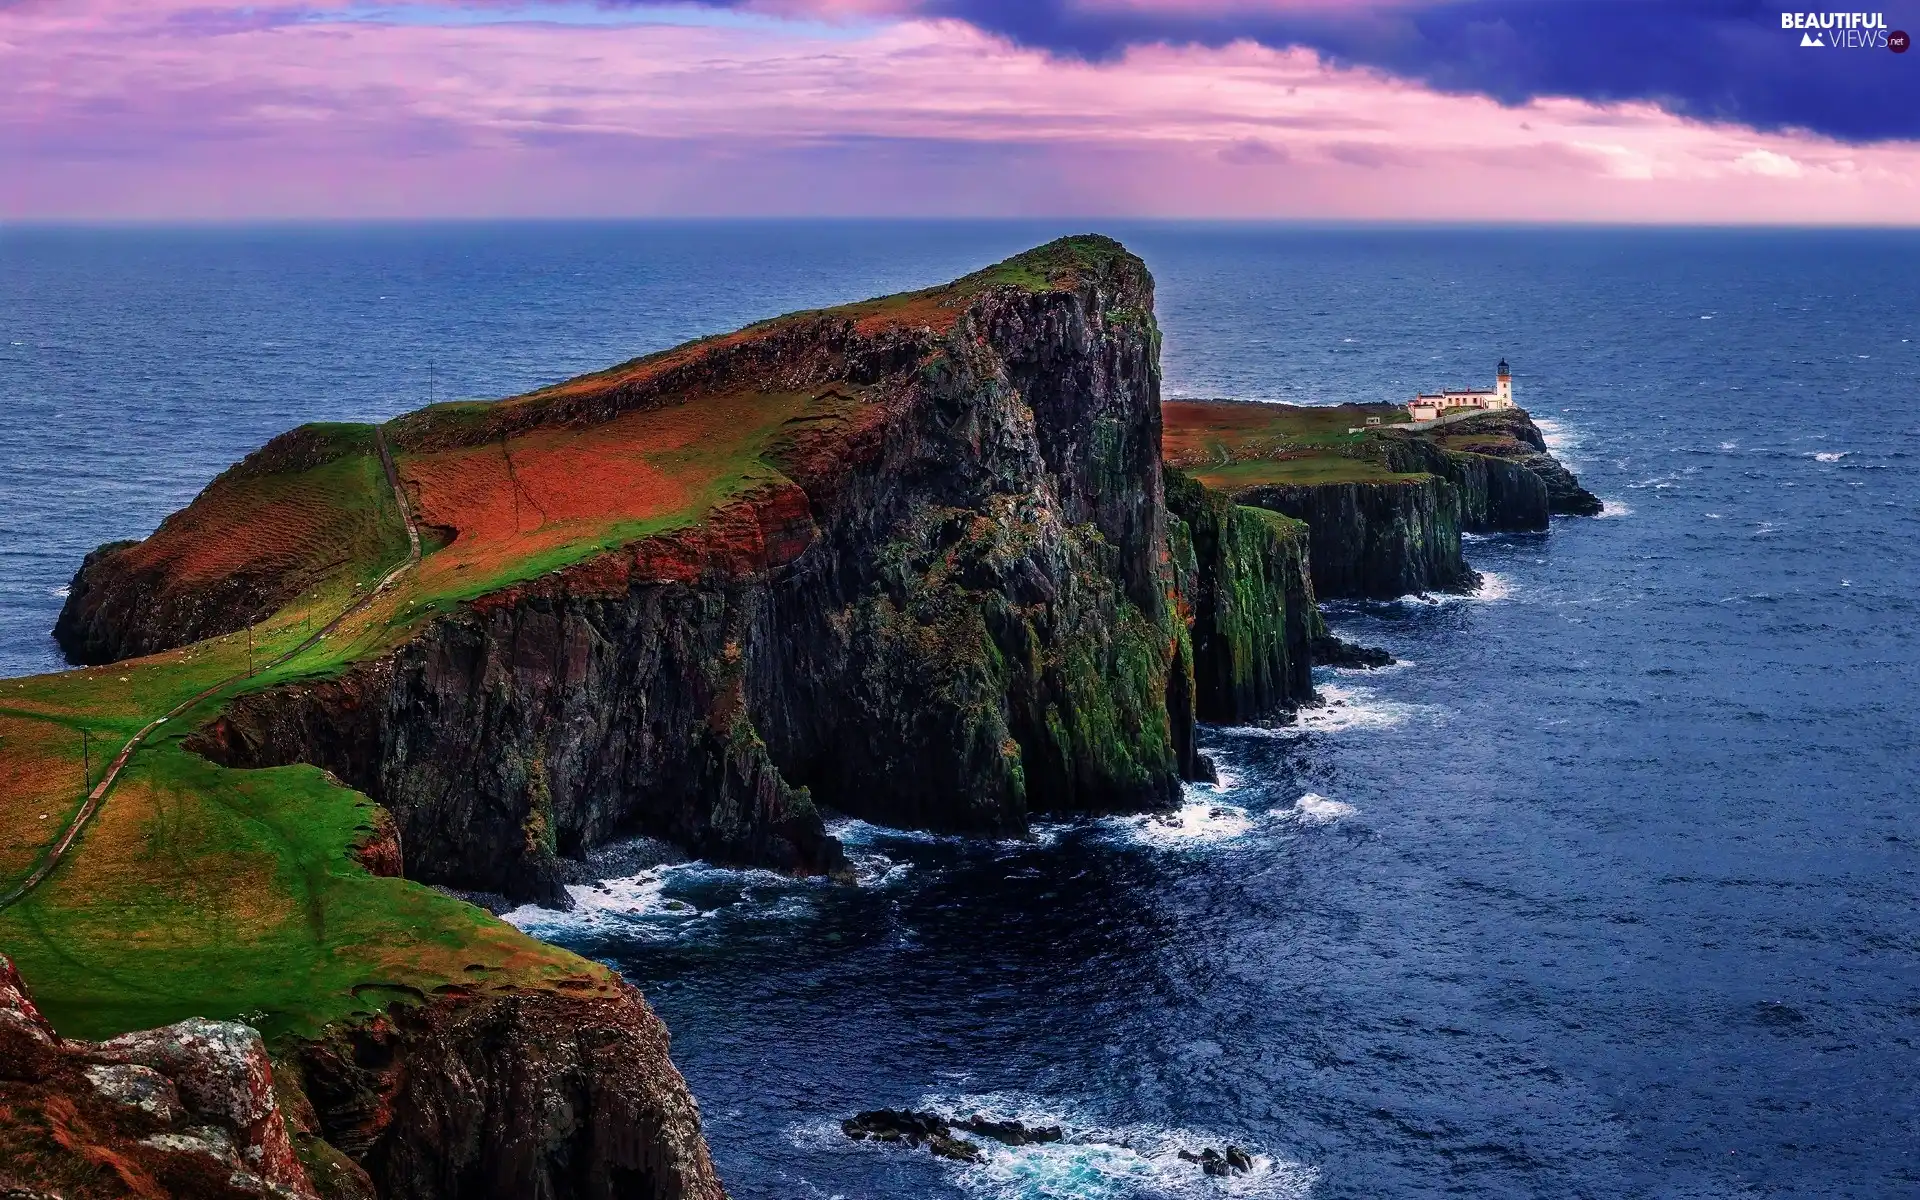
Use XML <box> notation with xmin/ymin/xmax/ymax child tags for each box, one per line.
<box><xmin>1377</xmin><ymin>434</ymin><xmax>1550</xmax><ymax>534</ymax></box>
<box><xmin>0</xmin><ymin>955</ymin><xmax>722</xmax><ymax>1200</ymax></box>
<box><xmin>291</xmin><ymin>984</ymin><xmax>724</xmax><ymax>1200</ymax></box>
<box><xmin>54</xmin><ymin>425</ymin><xmax>406</xmax><ymax>667</ymax></box>
<box><xmin>1164</xmin><ymin>467</ymin><xmax>1316</xmax><ymax>724</ymax></box>
<box><xmin>184</xmin><ymin>238</ymin><xmax>1204</xmax><ymax>905</ymax></box>
<box><xmin>1216</xmin><ymin>409</ymin><xmax>1590</xmax><ymax>600</ymax></box>
<box><xmin>1420</xmin><ymin>408</ymin><xmax>1604</xmax><ymax>516</ymax></box>
<box><xmin>1231</xmin><ymin>475</ymin><xmax>1477</xmax><ymax>601</ymax></box>
<box><xmin>0</xmin><ymin>953</ymin><xmax>317</xmax><ymax>1199</ymax></box>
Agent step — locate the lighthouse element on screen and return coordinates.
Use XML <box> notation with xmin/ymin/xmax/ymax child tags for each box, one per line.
<box><xmin>1496</xmin><ymin>359</ymin><xmax>1512</xmax><ymax>409</ymax></box>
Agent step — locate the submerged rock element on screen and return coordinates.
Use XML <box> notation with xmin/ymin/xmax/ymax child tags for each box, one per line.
<box><xmin>841</xmin><ymin>1108</ymin><xmax>1066</xmax><ymax>1162</ymax></box>
<box><xmin>1178</xmin><ymin>1144</ymin><xmax>1254</xmax><ymax>1177</ymax></box>
<box><xmin>1311</xmin><ymin>633</ymin><xmax>1395</xmax><ymax>670</ymax></box>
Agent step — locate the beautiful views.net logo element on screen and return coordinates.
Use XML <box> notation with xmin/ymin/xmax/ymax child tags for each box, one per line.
<box><xmin>1780</xmin><ymin>11</ymin><xmax>1908</xmax><ymax>50</ymax></box>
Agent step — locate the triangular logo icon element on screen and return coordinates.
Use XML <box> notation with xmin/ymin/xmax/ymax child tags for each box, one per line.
<box><xmin>1800</xmin><ymin>31</ymin><xmax>1824</xmax><ymax>46</ymax></box>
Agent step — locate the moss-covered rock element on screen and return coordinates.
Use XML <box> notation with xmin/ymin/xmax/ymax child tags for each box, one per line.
<box><xmin>1164</xmin><ymin>467</ymin><xmax>1316</xmax><ymax>723</ymax></box>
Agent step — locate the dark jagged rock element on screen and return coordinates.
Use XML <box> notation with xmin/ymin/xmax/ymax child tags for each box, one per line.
<box><xmin>840</xmin><ymin>1109</ymin><xmax>1063</xmax><ymax>1162</ymax></box>
<box><xmin>960</xmin><ymin>1116</ymin><xmax>1064</xmax><ymax>1147</ymax></box>
<box><xmin>1409</xmin><ymin>408</ymin><xmax>1603</xmax><ymax>516</ymax></box>
<box><xmin>840</xmin><ymin>1110</ymin><xmax>982</xmax><ymax>1163</ymax></box>
<box><xmin>1311</xmin><ymin>632</ymin><xmax>1394</xmax><ymax>669</ymax></box>
<box><xmin>1178</xmin><ymin>1145</ymin><xmax>1253</xmax><ymax>1177</ymax></box>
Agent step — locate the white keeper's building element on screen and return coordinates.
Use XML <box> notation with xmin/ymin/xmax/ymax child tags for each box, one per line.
<box><xmin>1408</xmin><ymin>360</ymin><xmax>1514</xmax><ymax>422</ymax></box>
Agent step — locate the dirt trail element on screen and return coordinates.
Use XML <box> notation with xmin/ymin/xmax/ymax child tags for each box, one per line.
<box><xmin>0</xmin><ymin>428</ymin><xmax>421</xmax><ymax>911</ymax></box>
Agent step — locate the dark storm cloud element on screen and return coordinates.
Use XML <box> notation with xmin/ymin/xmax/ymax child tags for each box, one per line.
<box><xmin>694</xmin><ymin>0</ymin><xmax>1920</xmax><ymax>141</ymax></box>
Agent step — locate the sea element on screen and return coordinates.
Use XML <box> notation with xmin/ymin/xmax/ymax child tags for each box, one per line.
<box><xmin>2</xmin><ymin>223</ymin><xmax>1917</xmax><ymax>1199</ymax></box>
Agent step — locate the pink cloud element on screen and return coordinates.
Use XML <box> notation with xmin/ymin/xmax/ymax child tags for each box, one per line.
<box><xmin>2</xmin><ymin>3</ymin><xmax>1916</xmax><ymax>221</ymax></box>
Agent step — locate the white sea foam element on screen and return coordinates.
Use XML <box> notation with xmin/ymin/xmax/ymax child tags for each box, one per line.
<box><xmin>1108</xmin><ymin>799</ymin><xmax>1257</xmax><ymax>847</ymax></box>
<box><xmin>1326</xmin><ymin>654</ymin><xmax>1413</xmax><ymax>677</ymax></box>
<box><xmin>1230</xmin><ymin>679</ymin><xmax>1440</xmax><ymax>737</ymax></box>
<box><xmin>1812</xmin><ymin>451</ymin><xmax>1848</xmax><ymax>463</ymax></box>
<box><xmin>1719</xmin><ymin>441</ymin><xmax>1738</xmax><ymax>451</ymax></box>
<box><xmin>504</xmin><ymin>865</ymin><xmax>706</xmax><ymax>939</ymax></box>
<box><xmin>1472</xmin><ymin>571</ymin><xmax>1514</xmax><ymax>602</ymax></box>
<box><xmin>1532</xmin><ymin>416</ymin><xmax>1577</xmax><ymax>460</ymax></box>
<box><xmin>503</xmin><ymin>861</ymin><xmax>806</xmax><ymax>940</ymax></box>
<box><xmin>826</xmin><ymin>817</ymin><xmax>942</xmax><ymax>847</ymax></box>
<box><xmin>1286</xmin><ymin>793</ymin><xmax>1356</xmax><ymax>825</ymax></box>
<box><xmin>1384</xmin><ymin>570</ymin><xmax>1511</xmax><ymax>608</ymax></box>
<box><xmin>1593</xmin><ymin>499</ymin><xmax>1632</xmax><ymax>519</ymax></box>
<box><xmin>814</xmin><ymin>1093</ymin><xmax>1324</xmax><ymax>1200</ymax></box>
<box><xmin>49</xmin><ymin>585</ymin><xmax>69</xmax><ymax>598</ymax></box>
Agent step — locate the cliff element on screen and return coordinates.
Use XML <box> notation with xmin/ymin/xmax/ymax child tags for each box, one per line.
<box><xmin>9</xmin><ymin>237</ymin><xmax>1415</xmax><ymax>1200</ymax></box>
<box><xmin>54</xmin><ymin>425</ymin><xmax>413</xmax><ymax>666</ymax></box>
<box><xmin>1163</xmin><ymin>467</ymin><xmax>1316</xmax><ymax>724</ymax></box>
<box><xmin>147</xmin><ymin>236</ymin><xmax>1212</xmax><ymax>905</ymax></box>
<box><xmin>1408</xmin><ymin>407</ymin><xmax>1604</xmax><ymax>516</ymax></box>
<box><xmin>1162</xmin><ymin>400</ymin><xmax>1594</xmax><ymax>599</ymax></box>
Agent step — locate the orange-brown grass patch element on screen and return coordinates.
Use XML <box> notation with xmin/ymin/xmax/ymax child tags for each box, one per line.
<box><xmin>110</xmin><ymin>428</ymin><xmax>402</xmax><ymax>598</ymax></box>
<box><xmin>1163</xmin><ymin>400</ymin><xmax>1407</xmax><ymax>466</ymax></box>
<box><xmin>398</xmin><ymin>388</ymin><xmax>820</xmax><ymax>603</ymax></box>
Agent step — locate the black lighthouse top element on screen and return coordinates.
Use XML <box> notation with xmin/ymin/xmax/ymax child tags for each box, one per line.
<box><xmin>1497</xmin><ymin>359</ymin><xmax>1510</xmax><ymax>377</ymax></box>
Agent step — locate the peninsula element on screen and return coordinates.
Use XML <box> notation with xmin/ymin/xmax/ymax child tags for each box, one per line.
<box><xmin>1</xmin><ymin>237</ymin><xmax>1596</xmax><ymax>1199</ymax></box>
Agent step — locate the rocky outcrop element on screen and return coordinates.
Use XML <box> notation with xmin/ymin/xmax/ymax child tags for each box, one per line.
<box><xmin>1222</xmin><ymin>409</ymin><xmax>1593</xmax><ymax>600</ymax></box>
<box><xmin>1164</xmin><ymin>467</ymin><xmax>1316</xmax><ymax>724</ymax></box>
<box><xmin>0</xmin><ymin>955</ymin><xmax>318</xmax><ymax>1199</ymax></box>
<box><xmin>840</xmin><ymin>1109</ymin><xmax>1065</xmax><ymax>1163</ymax></box>
<box><xmin>292</xmin><ymin>985</ymin><xmax>724</xmax><ymax>1200</ymax></box>
<box><xmin>186</xmin><ymin>238</ymin><xmax>1205</xmax><ymax>905</ymax></box>
<box><xmin>1377</xmin><ymin>434</ymin><xmax>1550</xmax><ymax>533</ymax></box>
<box><xmin>1414</xmin><ymin>408</ymin><xmax>1603</xmax><ymax>516</ymax></box>
<box><xmin>54</xmin><ymin>425</ymin><xmax>398</xmax><ymax>666</ymax></box>
<box><xmin>0</xmin><ymin>955</ymin><xmax>725</xmax><ymax>1200</ymax></box>
<box><xmin>1232</xmin><ymin>474</ymin><xmax>1477</xmax><ymax>601</ymax></box>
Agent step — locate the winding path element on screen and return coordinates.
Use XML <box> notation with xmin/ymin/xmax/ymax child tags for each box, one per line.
<box><xmin>0</xmin><ymin>429</ymin><xmax>420</xmax><ymax>912</ymax></box>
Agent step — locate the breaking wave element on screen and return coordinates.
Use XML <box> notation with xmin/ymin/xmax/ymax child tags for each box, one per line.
<box><xmin>1286</xmin><ymin>793</ymin><xmax>1356</xmax><ymax>825</ymax></box>
<box><xmin>1104</xmin><ymin>799</ymin><xmax>1258</xmax><ymax>848</ymax></box>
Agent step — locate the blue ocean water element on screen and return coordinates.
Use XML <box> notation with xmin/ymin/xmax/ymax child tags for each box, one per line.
<box><xmin>4</xmin><ymin>223</ymin><xmax>1918</xmax><ymax>1198</ymax></box>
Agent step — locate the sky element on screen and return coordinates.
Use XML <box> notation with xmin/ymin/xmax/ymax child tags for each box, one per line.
<box><xmin>3</xmin><ymin>0</ymin><xmax>1918</xmax><ymax>221</ymax></box>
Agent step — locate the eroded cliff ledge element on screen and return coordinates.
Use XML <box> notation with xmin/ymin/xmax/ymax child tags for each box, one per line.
<box><xmin>1163</xmin><ymin>400</ymin><xmax>1598</xmax><ymax>600</ymax></box>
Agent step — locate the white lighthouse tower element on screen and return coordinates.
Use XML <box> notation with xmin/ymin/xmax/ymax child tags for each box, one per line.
<box><xmin>1494</xmin><ymin>359</ymin><xmax>1513</xmax><ymax>409</ymax></box>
